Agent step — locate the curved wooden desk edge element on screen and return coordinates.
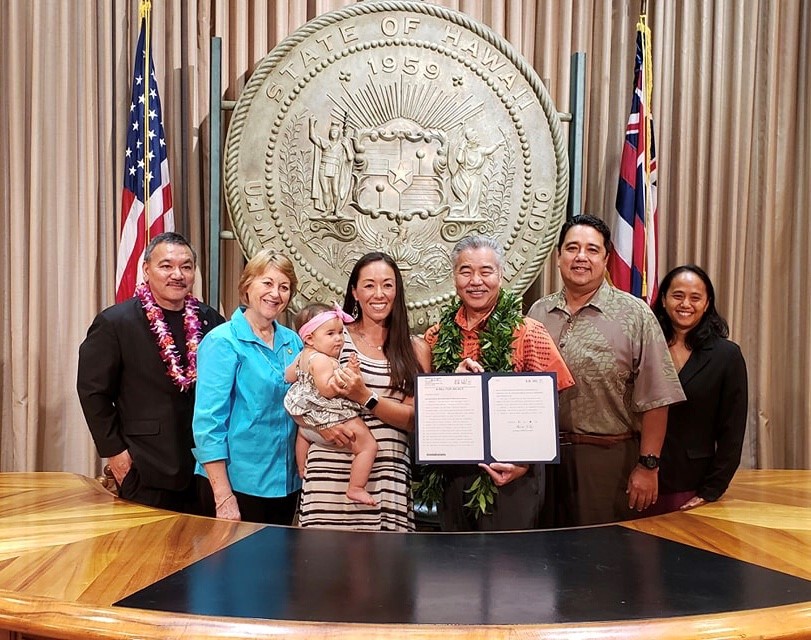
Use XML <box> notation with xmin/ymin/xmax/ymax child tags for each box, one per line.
<box><xmin>0</xmin><ymin>589</ymin><xmax>810</xmax><ymax>640</ymax></box>
<box><xmin>0</xmin><ymin>470</ymin><xmax>810</xmax><ymax>639</ymax></box>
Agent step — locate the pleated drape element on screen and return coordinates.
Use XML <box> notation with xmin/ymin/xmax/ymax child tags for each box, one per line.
<box><xmin>0</xmin><ymin>0</ymin><xmax>808</xmax><ymax>476</ymax></box>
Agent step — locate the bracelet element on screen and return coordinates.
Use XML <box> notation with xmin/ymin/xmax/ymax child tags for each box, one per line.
<box><xmin>215</xmin><ymin>493</ymin><xmax>235</xmax><ymax>510</ymax></box>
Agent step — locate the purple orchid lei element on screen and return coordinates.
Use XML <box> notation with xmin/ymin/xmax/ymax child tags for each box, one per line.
<box><xmin>135</xmin><ymin>282</ymin><xmax>202</xmax><ymax>391</ymax></box>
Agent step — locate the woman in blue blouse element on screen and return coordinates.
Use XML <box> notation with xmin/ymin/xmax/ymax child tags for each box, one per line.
<box><xmin>193</xmin><ymin>250</ymin><xmax>303</xmax><ymax>524</ymax></box>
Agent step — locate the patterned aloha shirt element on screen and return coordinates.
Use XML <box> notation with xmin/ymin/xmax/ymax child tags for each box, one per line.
<box><xmin>424</xmin><ymin>300</ymin><xmax>575</xmax><ymax>391</ymax></box>
<box><xmin>527</xmin><ymin>280</ymin><xmax>685</xmax><ymax>435</ymax></box>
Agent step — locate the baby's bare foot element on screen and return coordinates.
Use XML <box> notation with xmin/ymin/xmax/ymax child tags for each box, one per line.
<box><xmin>347</xmin><ymin>486</ymin><xmax>376</xmax><ymax>506</ymax></box>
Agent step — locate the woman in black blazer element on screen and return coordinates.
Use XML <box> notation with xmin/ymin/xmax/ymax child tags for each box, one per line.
<box><xmin>651</xmin><ymin>265</ymin><xmax>748</xmax><ymax>513</ymax></box>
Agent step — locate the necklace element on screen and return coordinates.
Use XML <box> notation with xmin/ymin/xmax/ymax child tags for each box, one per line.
<box><xmin>355</xmin><ymin>329</ymin><xmax>385</xmax><ymax>352</ymax></box>
<box><xmin>244</xmin><ymin>309</ymin><xmax>275</xmax><ymax>347</ymax></box>
<box><xmin>254</xmin><ymin>325</ymin><xmax>275</xmax><ymax>347</ymax></box>
<box><xmin>418</xmin><ymin>288</ymin><xmax>525</xmax><ymax>520</ymax></box>
<box><xmin>432</xmin><ymin>288</ymin><xmax>524</xmax><ymax>372</ymax></box>
<box><xmin>135</xmin><ymin>282</ymin><xmax>202</xmax><ymax>391</ymax></box>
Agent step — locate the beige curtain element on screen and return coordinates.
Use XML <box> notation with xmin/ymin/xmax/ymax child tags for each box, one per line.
<box><xmin>0</xmin><ymin>0</ymin><xmax>808</xmax><ymax>477</ymax></box>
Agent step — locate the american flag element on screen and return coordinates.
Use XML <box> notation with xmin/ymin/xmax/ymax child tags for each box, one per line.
<box><xmin>608</xmin><ymin>18</ymin><xmax>658</xmax><ymax>305</ymax></box>
<box><xmin>115</xmin><ymin>9</ymin><xmax>174</xmax><ymax>303</ymax></box>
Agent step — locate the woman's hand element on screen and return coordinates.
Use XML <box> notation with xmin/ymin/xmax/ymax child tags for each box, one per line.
<box><xmin>331</xmin><ymin>362</ymin><xmax>369</xmax><ymax>404</ymax></box>
<box><xmin>456</xmin><ymin>357</ymin><xmax>484</xmax><ymax>373</ymax></box>
<box><xmin>215</xmin><ymin>493</ymin><xmax>241</xmax><ymax>521</ymax></box>
<box><xmin>204</xmin><ymin>461</ymin><xmax>240</xmax><ymax>521</ymax></box>
<box><xmin>679</xmin><ymin>496</ymin><xmax>706</xmax><ymax>511</ymax></box>
<box><xmin>319</xmin><ymin>423</ymin><xmax>357</xmax><ymax>448</ymax></box>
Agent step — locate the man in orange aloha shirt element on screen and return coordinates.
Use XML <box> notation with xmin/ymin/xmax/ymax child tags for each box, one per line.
<box><xmin>423</xmin><ymin>236</ymin><xmax>574</xmax><ymax>531</ymax></box>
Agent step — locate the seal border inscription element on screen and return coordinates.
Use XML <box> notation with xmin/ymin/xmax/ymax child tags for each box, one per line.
<box><xmin>224</xmin><ymin>1</ymin><xmax>569</xmax><ymax>299</ymax></box>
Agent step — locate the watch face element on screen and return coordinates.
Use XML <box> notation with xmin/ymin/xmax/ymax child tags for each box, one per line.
<box><xmin>639</xmin><ymin>455</ymin><xmax>660</xmax><ymax>469</ymax></box>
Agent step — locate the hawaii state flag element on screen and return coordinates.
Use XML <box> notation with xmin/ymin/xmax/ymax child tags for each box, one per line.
<box><xmin>608</xmin><ymin>16</ymin><xmax>658</xmax><ymax>305</ymax></box>
<box><xmin>115</xmin><ymin>3</ymin><xmax>174</xmax><ymax>303</ymax></box>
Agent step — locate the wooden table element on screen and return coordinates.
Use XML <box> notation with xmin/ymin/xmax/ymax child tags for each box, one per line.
<box><xmin>0</xmin><ymin>470</ymin><xmax>809</xmax><ymax>639</ymax></box>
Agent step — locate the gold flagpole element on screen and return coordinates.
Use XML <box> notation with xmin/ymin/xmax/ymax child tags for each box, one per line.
<box><xmin>637</xmin><ymin>1</ymin><xmax>653</xmax><ymax>299</ymax></box>
<box><xmin>643</xmin><ymin>16</ymin><xmax>654</xmax><ymax>300</ymax></box>
<box><xmin>140</xmin><ymin>0</ymin><xmax>152</xmax><ymax>245</ymax></box>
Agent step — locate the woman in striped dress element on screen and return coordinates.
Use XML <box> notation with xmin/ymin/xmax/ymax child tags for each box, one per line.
<box><xmin>298</xmin><ymin>253</ymin><xmax>431</xmax><ymax>531</ymax></box>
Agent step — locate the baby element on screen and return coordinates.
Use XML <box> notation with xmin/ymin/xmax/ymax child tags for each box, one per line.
<box><xmin>284</xmin><ymin>303</ymin><xmax>378</xmax><ymax>506</ymax></box>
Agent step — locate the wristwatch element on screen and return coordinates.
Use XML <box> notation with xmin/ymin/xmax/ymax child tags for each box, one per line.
<box><xmin>363</xmin><ymin>392</ymin><xmax>379</xmax><ymax>411</ymax></box>
<box><xmin>638</xmin><ymin>454</ymin><xmax>660</xmax><ymax>470</ymax></box>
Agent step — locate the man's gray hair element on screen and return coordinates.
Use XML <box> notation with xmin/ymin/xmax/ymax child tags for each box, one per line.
<box><xmin>143</xmin><ymin>232</ymin><xmax>198</xmax><ymax>265</ymax></box>
<box><xmin>450</xmin><ymin>236</ymin><xmax>505</xmax><ymax>271</ymax></box>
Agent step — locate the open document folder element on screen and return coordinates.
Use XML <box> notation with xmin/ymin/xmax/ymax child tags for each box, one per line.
<box><xmin>415</xmin><ymin>372</ymin><xmax>559</xmax><ymax>464</ymax></box>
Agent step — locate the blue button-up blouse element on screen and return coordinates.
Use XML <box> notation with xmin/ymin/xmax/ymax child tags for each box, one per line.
<box><xmin>193</xmin><ymin>306</ymin><xmax>303</xmax><ymax>498</ymax></box>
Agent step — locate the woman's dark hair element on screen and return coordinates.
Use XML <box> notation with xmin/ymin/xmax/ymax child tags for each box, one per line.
<box><xmin>653</xmin><ymin>264</ymin><xmax>729</xmax><ymax>349</ymax></box>
<box><xmin>343</xmin><ymin>252</ymin><xmax>424</xmax><ymax>395</ymax></box>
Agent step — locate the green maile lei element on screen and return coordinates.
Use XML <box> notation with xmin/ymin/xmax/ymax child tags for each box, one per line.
<box><xmin>413</xmin><ymin>288</ymin><xmax>524</xmax><ymax>519</ymax></box>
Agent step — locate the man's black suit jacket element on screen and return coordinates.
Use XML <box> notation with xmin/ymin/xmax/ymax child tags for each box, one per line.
<box><xmin>659</xmin><ymin>335</ymin><xmax>748</xmax><ymax>502</ymax></box>
<box><xmin>77</xmin><ymin>297</ymin><xmax>224</xmax><ymax>491</ymax></box>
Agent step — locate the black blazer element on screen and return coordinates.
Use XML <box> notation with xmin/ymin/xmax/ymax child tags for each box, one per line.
<box><xmin>77</xmin><ymin>297</ymin><xmax>224</xmax><ymax>490</ymax></box>
<box><xmin>659</xmin><ymin>335</ymin><xmax>748</xmax><ymax>501</ymax></box>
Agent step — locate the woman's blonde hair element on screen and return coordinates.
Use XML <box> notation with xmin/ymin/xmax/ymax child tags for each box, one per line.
<box><xmin>238</xmin><ymin>249</ymin><xmax>298</xmax><ymax>306</ymax></box>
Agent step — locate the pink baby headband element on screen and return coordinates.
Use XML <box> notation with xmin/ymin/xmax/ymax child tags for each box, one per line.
<box><xmin>298</xmin><ymin>303</ymin><xmax>354</xmax><ymax>339</ymax></box>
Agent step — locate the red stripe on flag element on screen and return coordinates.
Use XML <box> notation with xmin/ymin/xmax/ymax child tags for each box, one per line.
<box><xmin>116</xmin><ymin>210</ymin><xmax>147</xmax><ymax>303</ymax></box>
<box><xmin>608</xmin><ymin>21</ymin><xmax>659</xmax><ymax>305</ymax></box>
<box><xmin>619</xmin><ymin>141</ymin><xmax>638</xmax><ymax>187</ymax></box>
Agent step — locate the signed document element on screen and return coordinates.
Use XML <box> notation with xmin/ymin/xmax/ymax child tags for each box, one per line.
<box><xmin>415</xmin><ymin>372</ymin><xmax>559</xmax><ymax>464</ymax></box>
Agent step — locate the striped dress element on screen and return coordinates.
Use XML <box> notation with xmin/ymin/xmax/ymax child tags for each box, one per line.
<box><xmin>297</xmin><ymin>331</ymin><xmax>414</xmax><ymax>531</ymax></box>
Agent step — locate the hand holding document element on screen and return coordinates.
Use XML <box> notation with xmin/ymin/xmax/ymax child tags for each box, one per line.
<box><xmin>415</xmin><ymin>372</ymin><xmax>559</xmax><ymax>464</ymax></box>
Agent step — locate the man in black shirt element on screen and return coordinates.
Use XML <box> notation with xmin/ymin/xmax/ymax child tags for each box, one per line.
<box><xmin>77</xmin><ymin>232</ymin><xmax>224</xmax><ymax>513</ymax></box>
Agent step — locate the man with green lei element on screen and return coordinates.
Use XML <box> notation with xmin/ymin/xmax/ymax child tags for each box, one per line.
<box><xmin>422</xmin><ymin>236</ymin><xmax>574</xmax><ymax>531</ymax></box>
